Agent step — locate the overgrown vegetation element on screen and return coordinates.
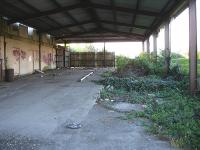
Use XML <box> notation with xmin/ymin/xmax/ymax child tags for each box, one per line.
<box><xmin>99</xmin><ymin>52</ymin><xmax>200</xmax><ymax>150</ymax></box>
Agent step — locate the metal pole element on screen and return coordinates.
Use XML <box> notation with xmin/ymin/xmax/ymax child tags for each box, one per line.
<box><xmin>164</xmin><ymin>20</ymin><xmax>171</xmax><ymax>75</ymax></box>
<box><xmin>104</xmin><ymin>41</ymin><xmax>106</xmax><ymax>67</ymax></box>
<box><xmin>146</xmin><ymin>38</ymin><xmax>150</xmax><ymax>54</ymax></box>
<box><xmin>142</xmin><ymin>41</ymin><xmax>145</xmax><ymax>53</ymax></box>
<box><xmin>64</xmin><ymin>41</ymin><xmax>67</xmax><ymax>67</ymax></box>
<box><xmin>189</xmin><ymin>0</ymin><xmax>197</xmax><ymax>94</ymax></box>
<box><xmin>39</xmin><ymin>33</ymin><xmax>42</xmax><ymax>71</ymax></box>
<box><xmin>3</xmin><ymin>35</ymin><xmax>7</xmax><ymax>70</ymax></box>
<box><xmin>153</xmin><ymin>32</ymin><xmax>158</xmax><ymax>62</ymax></box>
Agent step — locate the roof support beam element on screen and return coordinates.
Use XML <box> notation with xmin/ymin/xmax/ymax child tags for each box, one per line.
<box><xmin>92</xmin><ymin>3</ymin><xmax>161</xmax><ymax>17</ymax></box>
<box><xmin>145</xmin><ymin>0</ymin><xmax>187</xmax><ymax>38</ymax></box>
<box><xmin>58</xmin><ymin>39</ymin><xmax>139</xmax><ymax>43</ymax></box>
<box><xmin>19</xmin><ymin>0</ymin><xmax>63</xmax><ymax>29</ymax></box>
<box><xmin>50</xmin><ymin>0</ymin><xmax>86</xmax><ymax>32</ymax></box>
<box><xmin>80</xmin><ymin>0</ymin><xmax>102</xmax><ymax>29</ymax></box>
<box><xmin>101</xmin><ymin>20</ymin><xmax>150</xmax><ymax>29</ymax></box>
<box><xmin>130</xmin><ymin>0</ymin><xmax>140</xmax><ymax>33</ymax></box>
<box><xmin>42</xmin><ymin>19</ymin><xmax>150</xmax><ymax>33</ymax></box>
<box><xmin>55</xmin><ymin>28</ymin><xmax>100</xmax><ymax>39</ymax></box>
<box><xmin>7</xmin><ymin>2</ymin><xmax>161</xmax><ymax>25</ymax></box>
<box><xmin>102</xmin><ymin>28</ymin><xmax>144</xmax><ymax>40</ymax></box>
<box><xmin>43</xmin><ymin>20</ymin><xmax>92</xmax><ymax>33</ymax></box>
<box><xmin>110</xmin><ymin>0</ymin><xmax>117</xmax><ymax>31</ymax></box>
<box><xmin>189</xmin><ymin>0</ymin><xmax>197</xmax><ymax>94</ymax></box>
<box><xmin>8</xmin><ymin>3</ymin><xmax>81</xmax><ymax>24</ymax></box>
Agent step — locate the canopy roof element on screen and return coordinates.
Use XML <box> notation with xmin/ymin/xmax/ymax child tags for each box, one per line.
<box><xmin>0</xmin><ymin>0</ymin><xmax>188</xmax><ymax>42</ymax></box>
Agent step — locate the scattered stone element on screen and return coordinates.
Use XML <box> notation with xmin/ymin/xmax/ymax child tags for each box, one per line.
<box><xmin>65</xmin><ymin>122</ymin><xmax>82</xmax><ymax>129</ymax></box>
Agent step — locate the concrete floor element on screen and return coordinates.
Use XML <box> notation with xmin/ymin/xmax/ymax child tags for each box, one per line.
<box><xmin>0</xmin><ymin>69</ymin><xmax>180</xmax><ymax>150</ymax></box>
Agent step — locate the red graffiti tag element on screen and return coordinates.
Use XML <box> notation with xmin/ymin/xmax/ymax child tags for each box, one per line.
<box><xmin>12</xmin><ymin>48</ymin><xmax>27</xmax><ymax>61</ymax></box>
<box><xmin>43</xmin><ymin>53</ymin><xmax>53</xmax><ymax>65</ymax></box>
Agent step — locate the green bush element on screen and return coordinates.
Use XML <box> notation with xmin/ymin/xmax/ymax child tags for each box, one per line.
<box><xmin>99</xmin><ymin>71</ymin><xmax>199</xmax><ymax>149</ymax></box>
<box><xmin>116</xmin><ymin>55</ymin><xmax>132</xmax><ymax>70</ymax></box>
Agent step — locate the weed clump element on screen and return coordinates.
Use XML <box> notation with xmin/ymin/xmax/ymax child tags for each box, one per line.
<box><xmin>99</xmin><ymin>52</ymin><xmax>200</xmax><ymax>149</ymax></box>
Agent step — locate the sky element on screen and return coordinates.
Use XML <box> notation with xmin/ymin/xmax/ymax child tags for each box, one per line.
<box><xmin>69</xmin><ymin>0</ymin><xmax>200</xmax><ymax>59</ymax></box>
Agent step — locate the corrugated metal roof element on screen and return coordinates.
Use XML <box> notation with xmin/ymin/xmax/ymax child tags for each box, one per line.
<box><xmin>0</xmin><ymin>0</ymin><xmax>188</xmax><ymax>42</ymax></box>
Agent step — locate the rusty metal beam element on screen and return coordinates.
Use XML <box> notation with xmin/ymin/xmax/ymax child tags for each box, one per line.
<box><xmin>146</xmin><ymin>38</ymin><xmax>150</xmax><ymax>54</ymax></box>
<box><xmin>153</xmin><ymin>32</ymin><xmax>158</xmax><ymax>61</ymax></box>
<box><xmin>189</xmin><ymin>0</ymin><xmax>197</xmax><ymax>94</ymax></box>
<box><xmin>164</xmin><ymin>20</ymin><xmax>171</xmax><ymax>75</ymax></box>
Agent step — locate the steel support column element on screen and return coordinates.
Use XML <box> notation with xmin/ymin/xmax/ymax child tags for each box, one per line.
<box><xmin>104</xmin><ymin>41</ymin><xmax>106</xmax><ymax>67</ymax></box>
<box><xmin>164</xmin><ymin>20</ymin><xmax>171</xmax><ymax>75</ymax></box>
<box><xmin>153</xmin><ymin>32</ymin><xmax>158</xmax><ymax>62</ymax></box>
<box><xmin>64</xmin><ymin>41</ymin><xmax>67</xmax><ymax>67</ymax></box>
<box><xmin>146</xmin><ymin>38</ymin><xmax>150</xmax><ymax>54</ymax></box>
<box><xmin>189</xmin><ymin>0</ymin><xmax>197</xmax><ymax>94</ymax></box>
<box><xmin>142</xmin><ymin>41</ymin><xmax>145</xmax><ymax>53</ymax></box>
<box><xmin>3</xmin><ymin>35</ymin><xmax>7</xmax><ymax>70</ymax></box>
<box><xmin>39</xmin><ymin>33</ymin><xmax>42</xmax><ymax>71</ymax></box>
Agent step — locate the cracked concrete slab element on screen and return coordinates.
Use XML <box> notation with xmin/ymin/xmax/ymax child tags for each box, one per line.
<box><xmin>0</xmin><ymin>68</ymin><xmax>180</xmax><ymax>150</ymax></box>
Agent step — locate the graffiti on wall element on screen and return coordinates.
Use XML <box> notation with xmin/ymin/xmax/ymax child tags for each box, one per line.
<box><xmin>13</xmin><ymin>48</ymin><xmax>27</xmax><ymax>61</ymax></box>
<box><xmin>43</xmin><ymin>53</ymin><xmax>53</xmax><ymax>65</ymax></box>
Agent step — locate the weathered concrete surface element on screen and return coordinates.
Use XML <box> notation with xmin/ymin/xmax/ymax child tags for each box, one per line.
<box><xmin>62</xmin><ymin>105</ymin><xmax>180</xmax><ymax>150</ymax></box>
<box><xmin>0</xmin><ymin>68</ymin><xmax>102</xmax><ymax>149</ymax></box>
<box><xmin>0</xmin><ymin>69</ymin><xmax>180</xmax><ymax>150</ymax></box>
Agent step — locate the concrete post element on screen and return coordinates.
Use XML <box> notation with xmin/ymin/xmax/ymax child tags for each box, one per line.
<box><xmin>189</xmin><ymin>0</ymin><xmax>197</xmax><ymax>94</ymax></box>
<box><xmin>146</xmin><ymin>38</ymin><xmax>150</xmax><ymax>54</ymax></box>
<box><xmin>39</xmin><ymin>33</ymin><xmax>42</xmax><ymax>71</ymax></box>
<box><xmin>164</xmin><ymin>20</ymin><xmax>171</xmax><ymax>75</ymax></box>
<box><xmin>153</xmin><ymin>32</ymin><xmax>158</xmax><ymax>62</ymax></box>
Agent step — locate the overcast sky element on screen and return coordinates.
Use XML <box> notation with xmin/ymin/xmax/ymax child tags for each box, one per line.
<box><xmin>70</xmin><ymin>0</ymin><xmax>200</xmax><ymax>58</ymax></box>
